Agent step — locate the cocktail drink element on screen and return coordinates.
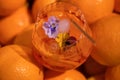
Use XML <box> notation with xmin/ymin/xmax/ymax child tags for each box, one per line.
<box><xmin>32</xmin><ymin>2</ymin><xmax>93</xmax><ymax>72</ymax></box>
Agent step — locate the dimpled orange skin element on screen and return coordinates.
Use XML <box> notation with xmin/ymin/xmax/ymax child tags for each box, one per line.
<box><xmin>45</xmin><ymin>69</ymin><xmax>86</xmax><ymax>80</ymax></box>
<box><xmin>0</xmin><ymin>5</ymin><xmax>31</xmax><ymax>45</ymax></box>
<box><xmin>68</xmin><ymin>0</ymin><xmax>114</xmax><ymax>24</ymax></box>
<box><xmin>105</xmin><ymin>65</ymin><xmax>120</xmax><ymax>80</ymax></box>
<box><xmin>0</xmin><ymin>45</ymin><xmax>43</xmax><ymax>80</ymax></box>
<box><xmin>0</xmin><ymin>0</ymin><xmax>26</xmax><ymax>16</ymax></box>
<box><xmin>91</xmin><ymin>14</ymin><xmax>120</xmax><ymax>66</ymax></box>
<box><xmin>114</xmin><ymin>0</ymin><xmax>120</xmax><ymax>13</ymax></box>
<box><xmin>32</xmin><ymin>0</ymin><xmax>56</xmax><ymax>21</ymax></box>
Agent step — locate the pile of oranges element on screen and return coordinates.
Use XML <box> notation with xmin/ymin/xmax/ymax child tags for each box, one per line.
<box><xmin>0</xmin><ymin>0</ymin><xmax>120</xmax><ymax>80</ymax></box>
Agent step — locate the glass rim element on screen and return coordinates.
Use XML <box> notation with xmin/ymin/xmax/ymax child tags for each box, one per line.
<box><xmin>34</xmin><ymin>1</ymin><xmax>95</xmax><ymax>45</ymax></box>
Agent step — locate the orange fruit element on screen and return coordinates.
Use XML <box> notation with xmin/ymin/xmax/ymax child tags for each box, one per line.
<box><xmin>76</xmin><ymin>0</ymin><xmax>114</xmax><ymax>24</ymax></box>
<box><xmin>60</xmin><ymin>0</ymin><xmax>114</xmax><ymax>24</ymax></box>
<box><xmin>114</xmin><ymin>0</ymin><xmax>120</xmax><ymax>13</ymax></box>
<box><xmin>0</xmin><ymin>5</ymin><xmax>31</xmax><ymax>45</ymax></box>
<box><xmin>0</xmin><ymin>45</ymin><xmax>43</xmax><ymax>80</ymax></box>
<box><xmin>32</xmin><ymin>0</ymin><xmax>56</xmax><ymax>21</ymax></box>
<box><xmin>91</xmin><ymin>14</ymin><xmax>120</xmax><ymax>66</ymax></box>
<box><xmin>84</xmin><ymin>56</ymin><xmax>106</xmax><ymax>76</ymax></box>
<box><xmin>88</xmin><ymin>74</ymin><xmax>105</xmax><ymax>80</ymax></box>
<box><xmin>0</xmin><ymin>0</ymin><xmax>26</xmax><ymax>16</ymax></box>
<box><xmin>14</xmin><ymin>24</ymin><xmax>34</xmax><ymax>48</ymax></box>
<box><xmin>8</xmin><ymin>45</ymin><xmax>35</xmax><ymax>62</ymax></box>
<box><xmin>45</xmin><ymin>69</ymin><xmax>86</xmax><ymax>80</ymax></box>
<box><xmin>105</xmin><ymin>65</ymin><xmax>120</xmax><ymax>80</ymax></box>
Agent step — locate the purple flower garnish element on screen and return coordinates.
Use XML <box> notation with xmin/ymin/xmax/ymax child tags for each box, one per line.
<box><xmin>43</xmin><ymin>16</ymin><xmax>59</xmax><ymax>38</ymax></box>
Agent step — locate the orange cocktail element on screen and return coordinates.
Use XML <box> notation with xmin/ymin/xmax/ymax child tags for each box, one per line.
<box><xmin>32</xmin><ymin>2</ymin><xmax>93</xmax><ymax>72</ymax></box>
